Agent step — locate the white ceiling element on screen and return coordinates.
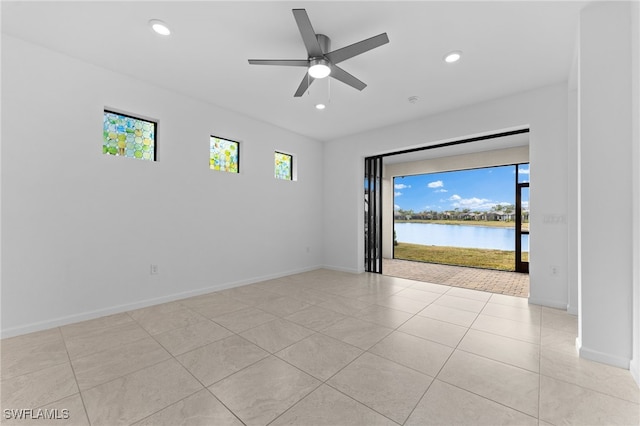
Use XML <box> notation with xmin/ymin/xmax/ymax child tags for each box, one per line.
<box><xmin>2</xmin><ymin>1</ymin><xmax>587</xmax><ymax>142</ymax></box>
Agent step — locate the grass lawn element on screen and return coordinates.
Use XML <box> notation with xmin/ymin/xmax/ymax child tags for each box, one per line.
<box><xmin>394</xmin><ymin>242</ymin><xmax>529</xmax><ymax>271</ymax></box>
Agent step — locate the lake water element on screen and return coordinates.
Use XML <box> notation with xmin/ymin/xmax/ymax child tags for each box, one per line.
<box><xmin>395</xmin><ymin>222</ymin><xmax>529</xmax><ymax>251</ymax></box>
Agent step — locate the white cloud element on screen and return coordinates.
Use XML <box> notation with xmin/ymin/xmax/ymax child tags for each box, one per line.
<box><xmin>394</xmin><ymin>183</ymin><xmax>411</xmax><ymax>189</ymax></box>
<box><xmin>394</xmin><ymin>191</ymin><xmax>402</xmax><ymax>197</ymax></box>
<box><xmin>394</xmin><ymin>204</ymin><xmax>400</xmax><ymax>210</ymax></box>
<box><xmin>435</xmin><ymin>189</ymin><xmax>448</xmax><ymax>193</ymax></box>
<box><xmin>427</xmin><ymin>180</ymin><xmax>444</xmax><ymax>188</ymax></box>
<box><xmin>448</xmin><ymin>194</ymin><xmax>500</xmax><ymax>210</ymax></box>
<box><xmin>519</xmin><ymin>167</ymin><xmax>530</xmax><ymax>174</ymax></box>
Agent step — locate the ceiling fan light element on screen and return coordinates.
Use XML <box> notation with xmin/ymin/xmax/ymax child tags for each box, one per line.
<box><xmin>308</xmin><ymin>58</ymin><xmax>331</xmax><ymax>79</ymax></box>
<box><xmin>149</xmin><ymin>19</ymin><xmax>171</xmax><ymax>36</ymax></box>
<box><xmin>315</xmin><ymin>103</ymin><xmax>326</xmax><ymax>110</ymax></box>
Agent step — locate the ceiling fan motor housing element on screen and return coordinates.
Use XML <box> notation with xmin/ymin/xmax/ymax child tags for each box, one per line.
<box><xmin>316</xmin><ymin>34</ymin><xmax>331</xmax><ymax>54</ymax></box>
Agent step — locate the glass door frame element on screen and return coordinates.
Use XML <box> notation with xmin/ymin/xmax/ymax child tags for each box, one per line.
<box><xmin>364</xmin><ymin>156</ymin><xmax>383</xmax><ymax>273</ymax></box>
<box><xmin>515</xmin><ymin>167</ymin><xmax>529</xmax><ymax>273</ymax></box>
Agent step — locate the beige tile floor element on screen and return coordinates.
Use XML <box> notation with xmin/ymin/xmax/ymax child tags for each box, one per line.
<box><xmin>1</xmin><ymin>269</ymin><xmax>638</xmax><ymax>425</ymax></box>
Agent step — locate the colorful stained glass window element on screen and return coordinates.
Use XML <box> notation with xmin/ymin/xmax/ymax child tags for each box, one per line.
<box><xmin>275</xmin><ymin>151</ymin><xmax>293</xmax><ymax>180</ymax></box>
<box><xmin>210</xmin><ymin>136</ymin><xmax>240</xmax><ymax>173</ymax></box>
<box><xmin>103</xmin><ymin>110</ymin><xmax>156</xmax><ymax>161</ymax></box>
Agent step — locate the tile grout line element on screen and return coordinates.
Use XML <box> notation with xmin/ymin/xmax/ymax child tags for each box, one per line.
<box><xmin>422</xmin><ymin>293</ymin><xmax>541</xmax><ymax>423</ymax></box>
<box><xmin>401</xmin><ymin>291</ymin><xmax>484</xmax><ymax>424</ymax></box>
<box><xmin>57</xmin><ymin>326</ymin><xmax>92</xmax><ymax>426</ymax></box>
<box><xmin>6</xmin><ymin>270</ymin><xmax>636</xmax><ymax>425</ymax></box>
<box><xmin>538</xmin><ymin>305</ymin><xmax>543</xmax><ymax>424</ymax></box>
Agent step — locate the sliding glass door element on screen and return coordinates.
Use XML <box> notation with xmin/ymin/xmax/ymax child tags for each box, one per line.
<box><xmin>364</xmin><ymin>156</ymin><xmax>383</xmax><ymax>273</ymax></box>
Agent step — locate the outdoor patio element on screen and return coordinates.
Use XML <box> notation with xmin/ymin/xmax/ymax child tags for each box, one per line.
<box><xmin>383</xmin><ymin>258</ymin><xmax>529</xmax><ymax>298</ymax></box>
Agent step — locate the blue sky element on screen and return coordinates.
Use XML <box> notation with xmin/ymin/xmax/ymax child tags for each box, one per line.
<box><xmin>393</xmin><ymin>164</ymin><xmax>529</xmax><ymax>212</ymax></box>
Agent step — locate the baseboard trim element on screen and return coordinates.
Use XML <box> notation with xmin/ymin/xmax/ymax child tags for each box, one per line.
<box><xmin>631</xmin><ymin>357</ymin><xmax>640</xmax><ymax>388</ymax></box>
<box><xmin>566</xmin><ymin>303</ymin><xmax>579</xmax><ymax>315</ymax></box>
<box><xmin>579</xmin><ymin>345</ymin><xmax>631</xmax><ymax>370</ymax></box>
<box><xmin>322</xmin><ymin>264</ymin><xmax>362</xmax><ymax>274</ymax></box>
<box><xmin>528</xmin><ymin>297</ymin><xmax>569</xmax><ymax>310</ymax></box>
<box><xmin>1</xmin><ymin>265</ymin><xmax>323</xmax><ymax>339</ymax></box>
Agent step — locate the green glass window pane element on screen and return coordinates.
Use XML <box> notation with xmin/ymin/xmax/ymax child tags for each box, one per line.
<box><xmin>209</xmin><ymin>136</ymin><xmax>240</xmax><ymax>173</ymax></box>
<box><xmin>275</xmin><ymin>152</ymin><xmax>292</xmax><ymax>180</ymax></box>
<box><xmin>103</xmin><ymin>111</ymin><xmax>156</xmax><ymax>161</ymax></box>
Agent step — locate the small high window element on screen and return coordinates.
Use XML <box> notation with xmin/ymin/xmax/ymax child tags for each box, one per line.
<box><xmin>103</xmin><ymin>110</ymin><xmax>157</xmax><ymax>161</ymax></box>
<box><xmin>210</xmin><ymin>136</ymin><xmax>240</xmax><ymax>173</ymax></box>
<box><xmin>275</xmin><ymin>151</ymin><xmax>293</xmax><ymax>180</ymax></box>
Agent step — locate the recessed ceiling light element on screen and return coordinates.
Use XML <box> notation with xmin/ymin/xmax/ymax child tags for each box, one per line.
<box><xmin>315</xmin><ymin>103</ymin><xmax>326</xmax><ymax>110</ymax></box>
<box><xmin>149</xmin><ymin>19</ymin><xmax>171</xmax><ymax>36</ymax></box>
<box><xmin>444</xmin><ymin>51</ymin><xmax>462</xmax><ymax>63</ymax></box>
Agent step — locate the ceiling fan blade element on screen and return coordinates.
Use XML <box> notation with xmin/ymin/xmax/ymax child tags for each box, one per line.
<box><xmin>330</xmin><ymin>65</ymin><xmax>367</xmax><ymax>91</ymax></box>
<box><xmin>325</xmin><ymin>33</ymin><xmax>389</xmax><ymax>64</ymax></box>
<box><xmin>294</xmin><ymin>73</ymin><xmax>315</xmax><ymax>97</ymax></box>
<box><xmin>248</xmin><ymin>59</ymin><xmax>309</xmax><ymax>66</ymax></box>
<box><xmin>292</xmin><ymin>9</ymin><xmax>323</xmax><ymax>58</ymax></box>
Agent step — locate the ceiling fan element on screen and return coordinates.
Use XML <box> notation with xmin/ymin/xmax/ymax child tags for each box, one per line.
<box><xmin>248</xmin><ymin>9</ymin><xmax>389</xmax><ymax>97</ymax></box>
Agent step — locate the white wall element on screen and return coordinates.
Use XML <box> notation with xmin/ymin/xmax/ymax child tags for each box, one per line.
<box><xmin>324</xmin><ymin>83</ymin><xmax>569</xmax><ymax>309</ymax></box>
<box><xmin>567</xmin><ymin>86</ymin><xmax>579</xmax><ymax>316</ymax></box>
<box><xmin>1</xmin><ymin>36</ymin><xmax>324</xmax><ymax>337</ymax></box>
<box><xmin>631</xmin><ymin>0</ymin><xmax>640</xmax><ymax>386</ymax></box>
<box><xmin>578</xmin><ymin>1</ymin><xmax>634</xmax><ymax>369</ymax></box>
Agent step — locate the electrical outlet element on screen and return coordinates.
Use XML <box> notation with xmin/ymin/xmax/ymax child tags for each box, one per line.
<box><xmin>150</xmin><ymin>264</ymin><xmax>159</xmax><ymax>275</ymax></box>
<box><xmin>543</xmin><ymin>214</ymin><xmax>566</xmax><ymax>224</ymax></box>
